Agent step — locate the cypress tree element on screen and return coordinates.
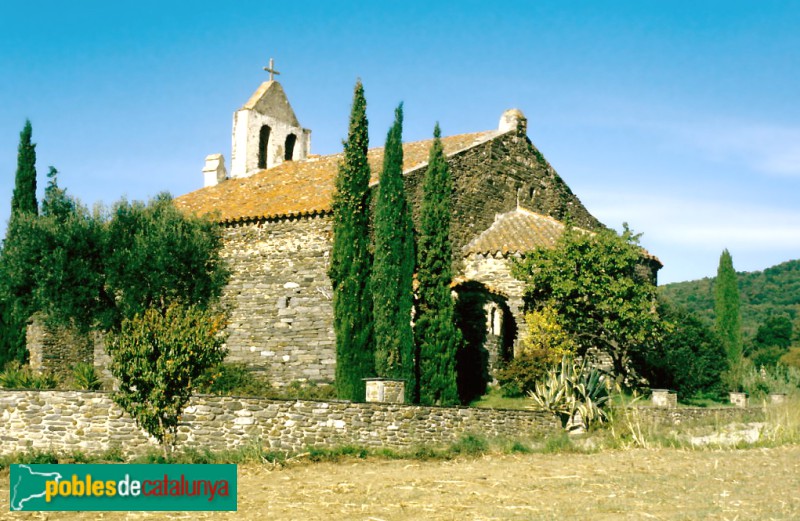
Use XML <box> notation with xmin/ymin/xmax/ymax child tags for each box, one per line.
<box><xmin>715</xmin><ymin>249</ymin><xmax>742</xmax><ymax>366</ymax></box>
<box><xmin>416</xmin><ymin>124</ymin><xmax>462</xmax><ymax>405</ymax></box>
<box><xmin>0</xmin><ymin>120</ymin><xmax>39</xmax><ymax>365</ymax></box>
<box><xmin>372</xmin><ymin>103</ymin><xmax>415</xmax><ymax>391</ymax></box>
<box><xmin>11</xmin><ymin>120</ymin><xmax>38</xmax><ymax>217</ymax></box>
<box><xmin>328</xmin><ymin>81</ymin><xmax>375</xmax><ymax>401</ymax></box>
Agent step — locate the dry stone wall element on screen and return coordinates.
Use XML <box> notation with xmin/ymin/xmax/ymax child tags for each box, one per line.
<box><xmin>0</xmin><ymin>390</ymin><xmax>559</xmax><ymax>456</ymax></box>
<box><xmin>26</xmin><ymin>315</ymin><xmax>93</xmax><ymax>380</ymax></box>
<box><xmin>220</xmin><ymin>214</ymin><xmax>335</xmax><ymax>386</ymax></box>
<box><xmin>633</xmin><ymin>406</ymin><xmax>765</xmax><ymax>425</ymax></box>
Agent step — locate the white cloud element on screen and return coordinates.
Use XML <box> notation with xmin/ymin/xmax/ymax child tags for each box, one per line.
<box><xmin>677</xmin><ymin>122</ymin><xmax>800</xmax><ymax>178</ymax></box>
<box><xmin>584</xmin><ymin>191</ymin><xmax>800</xmax><ymax>251</ymax></box>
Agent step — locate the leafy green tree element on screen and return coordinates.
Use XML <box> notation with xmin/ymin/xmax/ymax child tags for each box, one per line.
<box><xmin>748</xmin><ymin>315</ymin><xmax>793</xmax><ymax>368</ymax></box>
<box><xmin>372</xmin><ymin>104</ymin><xmax>415</xmax><ymax>387</ymax></box>
<box><xmin>714</xmin><ymin>249</ymin><xmax>742</xmax><ymax>368</ymax></box>
<box><xmin>21</xmin><ymin>169</ymin><xmax>105</xmax><ymax>333</ymax></box>
<box><xmin>11</xmin><ymin>120</ymin><xmax>38</xmax><ymax>218</ymax></box>
<box><xmin>752</xmin><ymin>315</ymin><xmax>792</xmax><ymax>351</ymax></box>
<box><xmin>107</xmin><ymin>303</ymin><xmax>227</xmax><ymax>457</ymax></box>
<box><xmin>328</xmin><ymin>81</ymin><xmax>375</xmax><ymax>401</ymax></box>
<box><xmin>415</xmin><ymin>124</ymin><xmax>462</xmax><ymax>406</ymax></box>
<box><xmin>3</xmin><ymin>190</ymin><xmax>227</xmax><ymax>338</ymax></box>
<box><xmin>513</xmin><ymin>225</ymin><xmax>661</xmax><ymax>385</ymax></box>
<box><xmin>102</xmin><ymin>193</ymin><xmax>229</xmax><ymax>330</ymax></box>
<box><xmin>634</xmin><ymin>299</ymin><xmax>727</xmax><ymax>398</ymax></box>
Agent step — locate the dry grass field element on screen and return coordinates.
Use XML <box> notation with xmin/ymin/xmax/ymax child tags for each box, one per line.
<box><xmin>2</xmin><ymin>445</ymin><xmax>800</xmax><ymax>520</ymax></box>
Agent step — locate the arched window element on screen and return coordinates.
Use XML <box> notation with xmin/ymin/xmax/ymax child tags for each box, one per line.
<box><xmin>258</xmin><ymin>125</ymin><xmax>271</xmax><ymax>169</ymax></box>
<box><xmin>284</xmin><ymin>134</ymin><xmax>297</xmax><ymax>161</ymax></box>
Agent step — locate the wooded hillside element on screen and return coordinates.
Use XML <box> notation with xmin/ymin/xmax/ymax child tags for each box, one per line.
<box><xmin>659</xmin><ymin>259</ymin><xmax>800</xmax><ymax>342</ymax></box>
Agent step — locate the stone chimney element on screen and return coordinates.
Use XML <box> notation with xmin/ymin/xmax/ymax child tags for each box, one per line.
<box><xmin>203</xmin><ymin>154</ymin><xmax>227</xmax><ymax>187</ymax></box>
<box><xmin>499</xmin><ymin>108</ymin><xmax>527</xmax><ymax>135</ymax></box>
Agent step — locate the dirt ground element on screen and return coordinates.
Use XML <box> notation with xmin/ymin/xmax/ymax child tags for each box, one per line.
<box><xmin>3</xmin><ymin>446</ymin><xmax>800</xmax><ymax>520</ymax></box>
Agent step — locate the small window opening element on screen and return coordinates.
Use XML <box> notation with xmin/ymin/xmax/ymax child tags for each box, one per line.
<box><xmin>284</xmin><ymin>134</ymin><xmax>297</xmax><ymax>161</ymax></box>
<box><xmin>258</xmin><ymin>125</ymin><xmax>271</xmax><ymax>169</ymax></box>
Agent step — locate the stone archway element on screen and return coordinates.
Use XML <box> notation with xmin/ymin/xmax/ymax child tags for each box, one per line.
<box><xmin>452</xmin><ymin>281</ymin><xmax>517</xmax><ymax>403</ymax></box>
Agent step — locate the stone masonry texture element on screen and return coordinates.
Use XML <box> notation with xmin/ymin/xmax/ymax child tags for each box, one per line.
<box><xmin>216</xmin><ymin>129</ymin><xmax>603</xmax><ymax>387</ymax></box>
<box><xmin>0</xmin><ymin>390</ymin><xmax>559</xmax><ymax>456</ymax></box>
<box><xmin>220</xmin><ymin>214</ymin><xmax>335</xmax><ymax>385</ymax></box>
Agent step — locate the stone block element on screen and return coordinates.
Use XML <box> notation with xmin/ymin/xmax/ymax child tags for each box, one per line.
<box><xmin>651</xmin><ymin>389</ymin><xmax>677</xmax><ymax>408</ymax></box>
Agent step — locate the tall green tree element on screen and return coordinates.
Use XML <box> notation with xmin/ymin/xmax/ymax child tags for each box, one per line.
<box><xmin>11</xmin><ymin>120</ymin><xmax>38</xmax><ymax>218</ymax></box>
<box><xmin>415</xmin><ymin>124</ymin><xmax>462</xmax><ymax>405</ymax></box>
<box><xmin>372</xmin><ymin>103</ymin><xmax>415</xmax><ymax>388</ymax></box>
<box><xmin>6</xmin><ymin>168</ymin><xmax>105</xmax><ymax>334</ymax></box>
<box><xmin>328</xmin><ymin>80</ymin><xmax>375</xmax><ymax>401</ymax></box>
<box><xmin>513</xmin><ymin>225</ymin><xmax>662</xmax><ymax>385</ymax></box>
<box><xmin>0</xmin><ymin>120</ymin><xmax>40</xmax><ymax>365</ymax></box>
<box><xmin>714</xmin><ymin>249</ymin><xmax>742</xmax><ymax>367</ymax></box>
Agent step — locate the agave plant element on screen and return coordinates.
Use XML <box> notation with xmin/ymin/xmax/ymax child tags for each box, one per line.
<box><xmin>528</xmin><ymin>356</ymin><xmax>614</xmax><ymax>430</ymax></box>
<box><xmin>0</xmin><ymin>361</ymin><xmax>60</xmax><ymax>390</ymax></box>
<box><xmin>71</xmin><ymin>362</ymin><xmax>103</xmax><ymax>391</ymax></box>
<box><xmin>0</xmin><ymin>361</ymin><xmax>34</xmax><ymax>389</ymax></box>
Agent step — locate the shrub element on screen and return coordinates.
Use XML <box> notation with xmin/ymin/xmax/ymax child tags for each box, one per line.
<box><xmin>197</xmin><ymin>363</ymin><xmax>272</xmax><ymax>397</ymax></box>
<box><xmin>738</xmin><ymin>363</ymin><xmax>800</xmax><ymax>399</ymax></box>
<box><xmin>449</xmin><ymin>434</ymin><xmax>489</xmax><ymax>456</ymax></box>
<box><xmin>107</xmin><ymin>303</ymin><xmax>228</xmax><ymax>457</ymax></box>
<box><xmin>780</xmin><ymin>348</ymin><xmax>800</xmax><ymax>370</ymax></box>
<box><xmin>281</xmin><ymin>380</ymin><xmax>337</xmax><ymax>401</ymax></box>
<box><xmin>29</xmin><ymin>370</ymin><xmax>59</xmax><ymax>390</ymax></box>
<box><xmin>496</xmin><ymin>349</ymin><xmax>555</xmax><ymax>397</ymax></box>
<box><xmin>497</xmin><ymin>306</ymin><xmax>576</xmax><ymax>397</ymax></box>
<box><xmin>751</xmin><ymin>345</ymin><xmax>789</xmax><ymax>369</ymax></box>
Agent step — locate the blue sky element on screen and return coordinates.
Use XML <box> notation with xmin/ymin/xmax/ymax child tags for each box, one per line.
<box><xmin>1</xmin><ymin>1</ymin><xmax>798</xmax><ymax>284</ymax></box>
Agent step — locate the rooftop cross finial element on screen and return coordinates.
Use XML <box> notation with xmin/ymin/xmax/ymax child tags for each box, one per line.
<box><xmin>263</xmin><ymin>58</ymin><xmax>281</xmax><ymax>81</ymax></box>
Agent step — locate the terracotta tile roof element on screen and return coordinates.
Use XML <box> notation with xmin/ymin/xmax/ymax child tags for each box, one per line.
<box><xmin>463</xmin><ymin>207</ymin><xmax>662</xmax><ymax>266</ymax></box>
<box><xmin>175</xmin><ymin>130</ymin><xmax>498</xmax><ymax>223</ymax></box>
<box><xmin>463</xmin><ymin>208</ymin><xmax>568</xmax><ymax>256</ymax></box>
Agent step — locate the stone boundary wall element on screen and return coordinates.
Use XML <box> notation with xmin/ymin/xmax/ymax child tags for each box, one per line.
<box><xmin>0</xmin><ymin>391</ymin><xmax>558</xmax><ymax>457</ymax></box>
<box><xmin>630</xmin><ymin>406</ymin><xmax>765</xmax><ymax>425</ymax></box>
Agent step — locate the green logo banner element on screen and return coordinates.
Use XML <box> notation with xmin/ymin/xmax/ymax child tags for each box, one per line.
<box><xmin>9</xmin><ymin>464</ymin><xmax>237</xmax><ymax>511</ymax></box>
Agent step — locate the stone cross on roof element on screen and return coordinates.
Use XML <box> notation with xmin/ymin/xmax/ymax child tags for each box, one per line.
<box><xmin>263</xmin><ymin>58</ymin><xmax>281</xmax><ymax>81</ymax></box>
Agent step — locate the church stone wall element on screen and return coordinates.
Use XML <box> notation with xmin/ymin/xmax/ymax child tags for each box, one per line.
<box><xmin>216</xmin><ymin>130</ymin><xmax>605</xmax><ymax>388</ymax></box>
<box><xmin>220</xmin><ymin>214</ymin><xmax>335</xmax><ymax>386</ymax></box>
<box><xmin>461</xmin><ymin>252</ymin><xmax>528</xmax><ymax>355</ymax></box>
<box><xmin>399</xmin><ymin>129</ymin><xmax>602</xmax><ymax>261</ymax></box>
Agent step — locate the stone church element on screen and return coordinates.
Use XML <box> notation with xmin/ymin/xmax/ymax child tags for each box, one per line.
<box><xmin>174</xmin><ymin>73</ymin><xmax>660</xmax><ymax>389</ymax></box>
